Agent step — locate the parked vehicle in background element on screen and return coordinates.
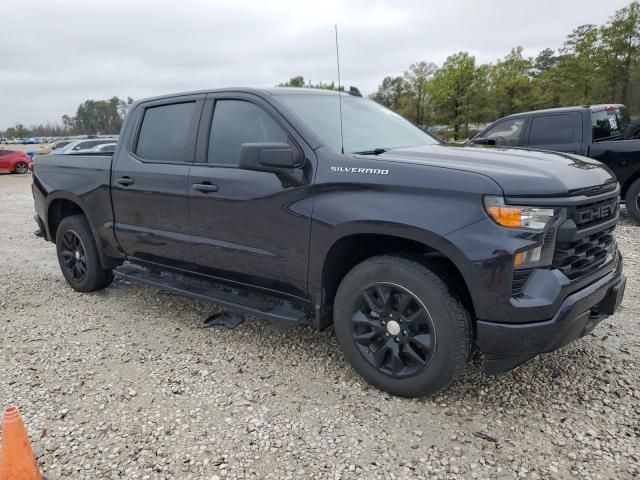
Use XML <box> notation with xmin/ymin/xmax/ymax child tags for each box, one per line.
<box><xmin>72</xmin><ymin>142</ymin><xmax>118</xmax><ymax>154</ymax></box>
<box><xmin>0</xmin><ymin>149</ymin><xmax>32</xmax><ymax>174</ymax></box>
<box><xmin>37</xmin><ymin>139</ymin><xmax>73</xmax><ymax>155</ymax></box>
<box><xmin>20</xmin><ymin>138</ymin><xmax>39</xmax><ymax>145</ymax></box>
<box><xmin>50</xmin><ymin>139</ymin><xmax>117</xmax><ymax>155</ymax></box>
<box><xmin>32</xmin><ymin>88</ymin><xmax>626</xmax><ymax>397</ymax></box>
<box><xmin>469</xmin><ymin>104</ymin><xmax>640</xmax><ymax>221</ymax></box>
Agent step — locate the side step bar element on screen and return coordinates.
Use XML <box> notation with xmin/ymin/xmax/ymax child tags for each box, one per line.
<box><xmin>113</xmin><ymin>265</ymin><xmax>307</xmax><ymax>325</ymax></box>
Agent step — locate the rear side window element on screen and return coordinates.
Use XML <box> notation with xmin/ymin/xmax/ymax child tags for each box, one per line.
<box><xmin>592</xmin><ymin>108</ymin><xmax>629</xmax><ymax>141</ymax></box>
<box><xmin>208</xmin><ymin>100</ymin><xmax>287</xmax><ymax>166</ymax></box>
<box><xmin>136</xmin><ymin>102</ymin><xmax>196</xmax><ymax>162</ymax></box>
<box><xmin>528</xmin><ymin>115</ymin><xmax>575</xmax><ymax>145</ymax></box>
<box><xmin>0</xmin><ymin>150</ymin><xmax>8</xmax><ymax>156</ymax></box>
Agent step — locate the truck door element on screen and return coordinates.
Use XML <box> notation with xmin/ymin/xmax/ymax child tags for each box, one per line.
<box><xmin>188</xmin><ymin>94</ymin><xmax>315</xmax><ymax>299</ymax></box>
<box><xmin>111</xmin><ymin>96</ymin><xmax>204</xmax><ymax>268</ymax></box>
<box><xmin>523</xmin><ymin>112</ymin><xmax>582</xmax><ymax>153</ymax></box>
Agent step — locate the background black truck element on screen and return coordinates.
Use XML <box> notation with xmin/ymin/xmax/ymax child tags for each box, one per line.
<box><xmin>32</xmin><ymin>88</ymin><xmax>626</xmax><ymax>397</ymax></box>
<box><xmin>469</xmin><ymin>104</ymin><xmax>640</xmax><ymax>221</ymax></box>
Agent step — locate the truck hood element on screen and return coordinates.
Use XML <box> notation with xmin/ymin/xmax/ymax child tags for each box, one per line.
<box><xmin>375</xmin><ymin>144</ymin><xmax>616</xmax><ymax>196</ymax></box>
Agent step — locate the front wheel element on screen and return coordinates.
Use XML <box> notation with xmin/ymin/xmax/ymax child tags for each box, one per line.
<box><xmin>625</xmin><ymin>178</ymin><xmax>640</xmax><ymax>223</ymax></box>
<box><xmin>55</xmin><ymin>215</ymin><xmax>114</xmax><ymax>292</ymax></box>
<box><xmin>333</xmin><ymin>255</ymin><xmax>472</xmax><ymax>397</ymax></box>
<box><xmin>13</xmin><ymin>162</ymin><xmax>29</xmax><ymax>174</ymax></box>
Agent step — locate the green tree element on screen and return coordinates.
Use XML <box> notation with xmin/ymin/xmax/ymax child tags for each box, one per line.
<box><xmin>489</xmin><ymin>47</ymin><xmax>534</xmax><ymax>117</ymax></box>
<box><xmin>430</xmin><ymin>52</ymin><xmax>485</xmax><ymax>139</ymax></box>
<box><xmin>10</xmin><ymin>124</ymin><xmax>30</xmax><ymax>138</ymax></box>
<box><xmin>600</xmin><ymin>1</ymin><xmax>640</xmax><ymax>107</ymax></box>
<box><xmin>277</xmin><ymin>76</ymin><xmax>342</xmax><ymax>90</ymax></box>
<box><xmin>278</xmin><ymin>76</ymin><xmax>305</xmax><ymax>87</ymax></box>
<box><xmin>372</xmin><ymin>76</ymin><xmax>407</xmax><ymax>111</ymax></box>
<box><xmin>70</xmin><ymin>96</ymin><xmax>131</xmax><ymax>135</ymax></box>
<box><xmin>403</xmin><ymin>61</ymin><xmax>437</xmax><ymax>126</ymax></box>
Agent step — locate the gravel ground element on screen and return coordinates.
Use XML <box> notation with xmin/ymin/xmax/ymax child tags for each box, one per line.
<box><xmin>1</xmin><ymin>174</ymin><xmax>639</xmax><ymax>479</ymax></box>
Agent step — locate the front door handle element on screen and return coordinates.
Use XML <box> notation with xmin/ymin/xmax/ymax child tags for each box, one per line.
<box><xmin>193</xmin><ymin>182</ymin><xmax>218</xmax><ymax>193</ymax></box>
<box><xmin>116</xmin><ymin>176</ymin><xmax>134</xmax><ymax>186</ymax></box>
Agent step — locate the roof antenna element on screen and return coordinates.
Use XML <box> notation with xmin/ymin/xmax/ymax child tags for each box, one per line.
<box><xmin>335</xmin><ymin>24</ymin><xmax>344</xmax><ymax>154</ymax></box>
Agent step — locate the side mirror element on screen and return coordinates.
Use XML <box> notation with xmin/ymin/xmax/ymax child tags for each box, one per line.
<box><xmin>239</xmin><ymin>142</ymin><xmax>300</xmax><ymax>173</ymax></box>
<box><xmin>471</xmin><ymin>137</ymin><xmax>496</xmax><ymax>146</ymax></box>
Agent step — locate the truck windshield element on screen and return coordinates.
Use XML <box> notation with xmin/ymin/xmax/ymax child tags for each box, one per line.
<box><xmin>275</xmin><ymin>93</ymin><xmax>438</xmax><ymax>154</ymax></box>
<box><xmin>592</xmin><ymin>106</ymin><xmax>630</xmax><ymax>141</ymax></box>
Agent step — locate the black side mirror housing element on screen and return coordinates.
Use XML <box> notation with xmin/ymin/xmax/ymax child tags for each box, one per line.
<box><xmin>471</xmin><ymin>137</ymin><xmax>496</xmax><ymax>146</ymax></box>
<box><xmin>239</xmin><ymin>143</ymin><xmax>301</xmax><ymax>173</ymax></box>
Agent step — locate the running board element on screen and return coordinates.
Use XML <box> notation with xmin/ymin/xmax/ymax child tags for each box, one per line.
<box><xmin>113</xmin><ymin>265</ymin><xmax>307</xmax><ymax>325</ymax></box>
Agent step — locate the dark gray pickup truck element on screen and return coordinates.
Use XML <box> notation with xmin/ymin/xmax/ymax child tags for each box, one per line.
<box><xmin>469</xmin><ymin>104</ymin><xmax>640</xmax><ymax>221</ymax></box>
<box><xmin>32</xmin><ymin>88</ymin><xmax>626</xmax><ymax>397</ymax></box>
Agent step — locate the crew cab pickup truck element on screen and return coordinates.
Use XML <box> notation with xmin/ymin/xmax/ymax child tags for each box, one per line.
<box><xmin>32</xmin><ymin>88</ymin><xmax>626</xmax><ymax>397</ymax></box>
<box><xmin>469</xmin><ymin>104</ymin><xmax>640</xmax><ymax>221</ymax></box>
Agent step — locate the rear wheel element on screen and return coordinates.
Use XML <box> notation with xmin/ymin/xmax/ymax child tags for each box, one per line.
<box><xmin>625</xmin><ymin>178</ymin><xmax>640</xmax><ymax>222</ymax></box>
<box><xmin>55</xmin><ymin>215</ymin><xmax>114</xmax><ymax>292</ymax></box>
<box><xmin>13</xmin><ymin>162</ymin><xmax>28</xmax><ymax>174</ymax></box>
<box><xmin>333</xmin><ymin>255</ymin><xmax>472</xmax><ymax>397</ymax></box>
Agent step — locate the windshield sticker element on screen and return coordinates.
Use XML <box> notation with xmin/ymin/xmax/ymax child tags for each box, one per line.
<box><xmin>331</xmin><ymin>166</ymin><xmax>389</xmax><ymax>175</ymax></box>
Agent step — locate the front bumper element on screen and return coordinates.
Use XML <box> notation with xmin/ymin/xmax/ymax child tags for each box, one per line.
<box><xmin>478</xmin><ymin>255</ymin><xmax>626</xmax><ymax>374</ymax></box>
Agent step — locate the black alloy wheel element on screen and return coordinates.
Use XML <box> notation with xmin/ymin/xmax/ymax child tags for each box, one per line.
<box><xmin>333</xmin><ymin>255</ymin><xmax>471</xmax><ymax>397</ymax></box>
<box><xmin>352</xmin><ymin>283</ymin><xmax>436</xmax><ymax>378</ymax></box>
<box><xmin>60</xmin><ymin>230</ymin><xmax>88</xmax><ymax>281</ymax></box>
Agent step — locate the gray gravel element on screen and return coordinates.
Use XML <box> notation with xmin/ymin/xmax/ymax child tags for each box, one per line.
<box><xmin>1</xmin><ymin>174</ymin><xmax>639</xmax><ymax>479</ymax></box>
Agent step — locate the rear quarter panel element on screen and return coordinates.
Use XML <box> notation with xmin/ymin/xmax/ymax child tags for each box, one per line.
<box><xmin>32</xmin><ymin>154</ymin><xmax>122</xmax><ymax>260</ymax></box>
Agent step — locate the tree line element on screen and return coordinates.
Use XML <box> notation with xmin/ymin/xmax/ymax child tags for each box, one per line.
<box><xmin>2</xmin><ymin>96</ymin><xmax>133</xmax><ymax>138</ymax></box>
<box><xmin>372</xmin><ymin>1</ymin><xmax>640</xmax><ymax>139</ymax></box>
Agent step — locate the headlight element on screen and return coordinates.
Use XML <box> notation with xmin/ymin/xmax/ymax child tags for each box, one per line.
<box><xmin>484</xmin><ymin>196</ymin><xmax>565</xmax><ymax>269</ymax></box>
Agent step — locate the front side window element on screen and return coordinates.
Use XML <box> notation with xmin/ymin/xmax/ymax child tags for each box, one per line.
<box><xmin>136</xmin><ymin>102</ymin><xmax>196</xmax><ymax>161</ymax></box>
<box><xmin>529</xmin><ymin>115</ymin><xmax>575</xmax><ymax>145</ymax></box>
<box><xmin>483</xmin><ymin>118</ymin><xmax>525</xmax><ymax>146</ymax></box>
<box><xmin>208</xmin><ymin>100</ymin><xmax>287</xmax><ymax>166</ymax></box>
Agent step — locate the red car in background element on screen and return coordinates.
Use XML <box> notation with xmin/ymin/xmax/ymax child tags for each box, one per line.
<box><xmin>0</xmin><ymin>149</ymin><xmax>32</xmax><ymax>174</ymax></box>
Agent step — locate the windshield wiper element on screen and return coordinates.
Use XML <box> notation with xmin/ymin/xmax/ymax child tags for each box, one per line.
<box><xmin>352</xmin><ymin>148</ymin><xmax>389</xmax><ymax>155</ymax></box>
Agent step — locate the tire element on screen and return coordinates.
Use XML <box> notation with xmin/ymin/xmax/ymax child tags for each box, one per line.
<box><xmin>13</xmin><ymin>162</ymin><xmax>28</xmax><ymax>174</ymax></box>
<box><xmin>333</xmin><ymin>255</ymin><xmax>472</xmax><ymax>397</ymax></box>
<box><xmin>55</xmin><ymin>215</ymin><xmax>114</xmax><ymax>292</ymax></box>
<box><xmin>625</xmin><ymin>178</ymin><xmax>640</xmax><ymax>222</ymax></box>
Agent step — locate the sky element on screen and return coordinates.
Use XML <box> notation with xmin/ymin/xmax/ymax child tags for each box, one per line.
<box><xmin>0</xmin><ymin>0</ymin><xmax>632</xmax><ymax>129</ymax></box>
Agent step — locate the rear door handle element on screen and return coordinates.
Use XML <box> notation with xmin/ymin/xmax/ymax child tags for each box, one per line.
<box><xmin>116</xmin><ymin>176</ymin><xmax>134</xmax><ymax>186</ymax></box>
<box><xmin>193</xmin><ymin>182</ymin><xmax>218</xmax><ymax>193</ymax></box>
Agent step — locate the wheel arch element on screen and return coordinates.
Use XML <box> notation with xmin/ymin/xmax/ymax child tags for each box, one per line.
<box><xmin>315</xmin><ymin>231</ymin><xmax>475</xmax><ymax>330</ymax></box>
<box><xmin>46</xmin><ymin>193</ymin><xmax>120</xmax><ymax>270</ymax></box>
<box><xmin>621</xmin><ymin>170</ymin><xmax>640</xmax><ymax>199</ymax></box>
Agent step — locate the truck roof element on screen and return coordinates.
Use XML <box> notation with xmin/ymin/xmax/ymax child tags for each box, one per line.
<box><xmin>501</xmin><ymin>104</ymin><xmax>625</xmax><ymax>119</ymax></box>
<box><xmin>132</xmin><ymin>87</ymin><xmax>346</xmax><ymax>105</ymax></box>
